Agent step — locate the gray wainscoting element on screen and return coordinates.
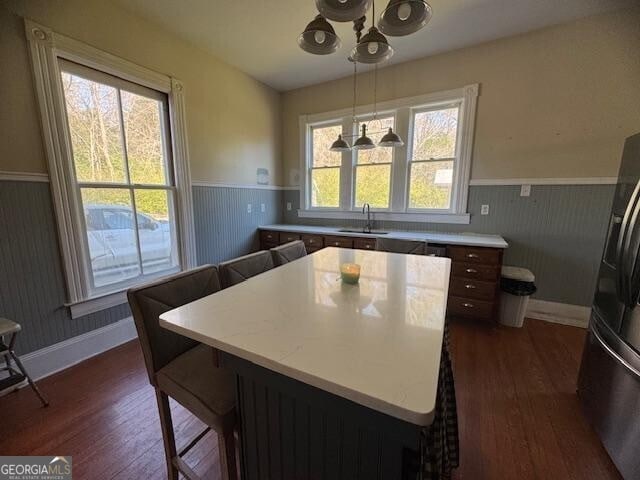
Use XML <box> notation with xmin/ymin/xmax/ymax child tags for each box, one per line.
<box><xmin>193</xmin><ymin>185</ymin><xmax>283</xmax><ymax>265</ymax></box>
<box><xmin>0</xmin><ymin>181</ymin><xmax>130</xmax><ymax>355</ymax></box>
<box><xmin>284</xmin><ymin>185</ymin><xmax>615</xmax><ymax>306</ymax></box>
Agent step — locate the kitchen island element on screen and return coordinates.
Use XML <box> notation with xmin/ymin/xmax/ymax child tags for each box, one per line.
<box><xmin>160</xmin><ymin>247</ymin><xmax>453</xmax><ymax>479</ymax></box>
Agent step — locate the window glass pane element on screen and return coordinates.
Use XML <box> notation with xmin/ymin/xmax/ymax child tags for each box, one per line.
<box><xmin>411</xmin><ymin>108</ymin><xmax>459</xmax><ymax>160</ymax></box>
<box><xmin>134</xmin><ymin>190</ymin><xmax>179</xmax><ymax>274</ymax></box>
<box><xmin>312</xmin><ymin>125</ymin><xmax>342</xmax><ymax>167</ymax></box>
<box><xmin>61</xmin><ymin>72</ymin><xmax>127</xmax><ymax>183</ymax></box>
<box><xmin>355</xmin><ymin>164</ymin><xmax>391</xmax><ymax>209</ymax></box>
<box><xmin>122</xmin><ymin>91</ymin><xmax>168</xmax><ymax>185</ymax></box>
<box><xmin>81</xmin><ymin>188</ymin><xmax>140</xmax><ymax>287</ymax></box>
<box><xmin>408</xmin><ymin>161</ymin><xmax>453</xmax><ymax>209</ymax></box>
<box><xmin>357</xmin><ymin>117</ymin><xmax>394</xmax><ymax>165</ymax></box>
<box><xmin>311</xmin><ymin>168</ymin><xmax>340</xmax><ymax>208</ymax></box>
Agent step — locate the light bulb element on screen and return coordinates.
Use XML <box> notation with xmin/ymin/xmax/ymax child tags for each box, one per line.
<box><xmin>367</xmin><ymin>42</ymin><xmax>379</xmax><ymax>55</ymax></box>
<box><xmin>397</xmin><ymin>2</ymin><xmax>412</xmax><ymax>21</ymax></box>
<box><xmin>314</xmin><ymin>30</ymin><xmax>326</xmax><ymax>44</ymax></box>
<box><xmin>338</xmin><ymin>0</ymin><xmax>348</xmax><ymax>3</ymax></box>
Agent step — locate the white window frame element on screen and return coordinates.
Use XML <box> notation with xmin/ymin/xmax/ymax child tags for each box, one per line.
<box><xmin>298</xmin><ymin>84</ymin><xmax>478</xmax><ymax>224</ymax></box>
<box><xmin>26</xmin><ymin>20</ymin><xmax>197</xmax><ymax>318</ymax></box>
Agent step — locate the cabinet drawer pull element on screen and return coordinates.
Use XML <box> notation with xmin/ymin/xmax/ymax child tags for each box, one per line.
<box><xmin>466</xmin><ymin>268</ymin><xmax>477</xmax><ymax>273</ymax></box>
<box><xmin>465</xmin><ymin>284</ymin><xmax>476</xmax><ymax>289</ymax></box>
<box><xmin>334</xmin><ymin>242</ymin><xmax>340</xmax><ymax>246</ymax></box>
<box><xmin>462</xmin><ymin>302</ymin><xmax>475</xmax><ymax>308</ymax></box>
<box><xmin>467</xmin><ymin>253</ymin><xmax>479</xmax><ymax>259</ymax></box>
<box><xmin>366</xmin><ymin>245</ymin><xmax>371</xmax><ymax>249</ymax></box>
<box><xmin>309</xmin><ymin>239</ymin><xmax>314</xmax><ymax>243</ymax></box>
<box><xmin>267</xmin><ymin>234</ymin><xmax>273</xmax><ymax>239</ymax></box>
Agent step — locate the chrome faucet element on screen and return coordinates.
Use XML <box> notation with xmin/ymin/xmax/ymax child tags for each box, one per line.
<box><xmin>362</xmin><ymin>203</ymin><xmax>372</xmax><ymax>233</ymax></box>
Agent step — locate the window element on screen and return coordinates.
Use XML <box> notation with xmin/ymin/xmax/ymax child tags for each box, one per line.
<box><xmin>61</xmin><ymin>61</ymin><xmax>179</xmax><ymax>294</ymax></box>
<box><xmin>27</xmin><ymin>20</ymin><xmax>196</xmax><ymax>317</ymax></box>
<box><xmin>300</xmin><ymin>85</ymin><xmax>478</xmax><ymax>224</ymax></box>
<box><xmin>310</xmin><ymin>124</ymin><xmax>342</xmax><ymax>208</ymax></box>
<box><xmin>408</xmin><ymin>106</ymin><xmax>459</xmax><ymax>210</ymax></box>
<box><xmin>354</xmin><ymin>116</ymin><xmax>394</xmax><ymax>210</ymax></box>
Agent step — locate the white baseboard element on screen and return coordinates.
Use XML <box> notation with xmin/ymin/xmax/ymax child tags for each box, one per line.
<box><xmin>19</xmin><ymin>317</ymin><xmax>138</xmax><ymax>381</ymax></box>
<box><xmin>526</xmin><ymin>299</ymin><xmax>590</xmax><ymax>328</ymax></box>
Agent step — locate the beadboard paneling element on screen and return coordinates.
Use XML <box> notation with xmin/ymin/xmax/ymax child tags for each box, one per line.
<box><xmin>284</xmin><ymin>185</ymin><xmax>615</xmax><ymax>306</ymax></box>
<box><xmin>0</xmin><ymin>181</ymin><xmax>130</xmax><ymax>355</ymax></box>
<box><xmin>192</xmin><ymin>185</ymin><xmax>283</xmax><ymax>265</ymax></box>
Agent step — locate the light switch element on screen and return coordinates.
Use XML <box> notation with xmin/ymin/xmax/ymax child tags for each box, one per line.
<box><xmin>481</xmin><ymin>204</ymin><xmax>489</xmax><ymax>215</ymax></box>
<box><xmin>286</xmin><ymin>202</ymin><xmax>292</xmax><ymax>211</ymax></box>
<box><xmin>521</xmin><ymin>184</ymin><xmax>531</xmax><ymax>197</ymax></box>
<box><xmin>261</xmin><ymin>203</ymin><xmax>266</xmax><ymax>212</ymax></box>
<box><xmin>247</xmin><ymin>204</ymin><xmax>252</xmax><ymax>213</ymax></box>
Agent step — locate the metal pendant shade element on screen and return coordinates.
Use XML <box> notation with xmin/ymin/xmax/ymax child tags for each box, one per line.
<box><xmin>378</xmin><ymin>0</ymin><xmax>433</xmax><ymax>36</ymax></box>
<box><xmin>298</xmin><ymin>15</ymin><xmax>341</xmax><ymax>55</ymax></box>
<box><xmin>315</xmin><ymin>0</ymin><xmax>372</xmax><ymax>22</ymax></box>
<box><xmin>353</xmin><ymin>124</ymin><xmax>376</xmax><ymax>150</ymax></box>
<box><xmin>378</xmin><ymin>127</ymin><xmax>404</xmax><ymax>147</ymax></box>
<box><xmin>330</xmin><ymin>134</ymin><xmax>351</xmax><ymax>152</ymax></box>
<box><xmin>351</xmin><ymin>26</ymin><xmax>394</xmax><ymax>64</ymax></box>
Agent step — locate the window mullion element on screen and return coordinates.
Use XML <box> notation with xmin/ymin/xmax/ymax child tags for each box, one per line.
<box><xmin>129</xmin><ymin>187</ymin><xmax>145</xmax><ymax>276</ymax></box>
<box><xmin>340</xmin><ymin>116</ymin><xmax>353</xmax><ymax>210</ymax></box>
<box><xmin>392</xmin><ymin>107</ymin><xmax>410</xmax><ymax>212</ymax></box>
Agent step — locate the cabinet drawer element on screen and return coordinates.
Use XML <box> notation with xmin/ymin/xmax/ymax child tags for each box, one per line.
<box><xmin>324</xmin><ymin>236</ymin><xmax>354</xmax><ymax>248</ymax></box>
<box><xmin>450</xmin><ymin>278</ymin><xmax>497</xmax><ymax>301</ymax></box>
<box><xmin>260</xmin><ymin>230</ymin><xmax>278</xmax><ymax>244</ymax></box>
<box><xmin>448</xmin><ymin>296</ymin><xmax>494</xmax><ymax>319</ymax></box>
<box><xmin>301</xmin><ymin>234</ymin><xmax>323</xmax><ymax>249</ymax></box>
<box><xmin>279</xmin><ymin>232</ymin><xmax>301</xmax><ymax>244</ymax></box>
<box><xmin>451</xmin><ymin>262</ymin><xmax>500</xmax><ymax>282</ymax></box>
<box><xmin>448</xmin><ymin>246</ymin><xmax>501</xmax><ymax>265</ymax></box>
<box><xmin>354</xmin><ymin>237</ymin><xmax>376</xmax><ymax>250</ymax></box>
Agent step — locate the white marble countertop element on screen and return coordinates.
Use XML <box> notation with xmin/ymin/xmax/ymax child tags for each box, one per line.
<box><xmin>260</xmin><ymin>224</ymin><xmax>509</xmax><ymax>249</ymax></box>
<box><xmin>160</xmin><ymin>247</ymin><xmax>451</xmax><ymax>426</ymax></box>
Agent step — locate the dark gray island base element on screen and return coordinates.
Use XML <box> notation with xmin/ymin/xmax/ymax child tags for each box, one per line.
<box><xmin>221</xmin><ymin>352</ymin><xmax>423</xmax><ymax>480</ymax></box>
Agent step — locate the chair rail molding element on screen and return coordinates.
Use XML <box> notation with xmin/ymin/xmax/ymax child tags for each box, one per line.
<box><xmin>25</xmin><ymin>19</ymin><xmax>197</xmax><ymax>308</ymax></box>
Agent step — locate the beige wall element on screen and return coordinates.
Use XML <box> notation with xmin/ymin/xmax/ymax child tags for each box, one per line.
<box><xmin>282</xmin><ymin>8</ymin><xmax>640</xmax><ymax>185</ymax></box>
<box><xmin>0</xmin><ymin>0</ymin><xmax>282</xmax><ymax>186</ymax></box>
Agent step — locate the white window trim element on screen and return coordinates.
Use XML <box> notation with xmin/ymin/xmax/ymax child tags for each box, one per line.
<box><xmin>25</xmin><ymin>20</ymin><xmax>197</xmax><ymax>318</ymax></box>
<box><xmin>298</xmin><ymin>84</ymin><xmax>478</xmax><ymax>224</ymax></box>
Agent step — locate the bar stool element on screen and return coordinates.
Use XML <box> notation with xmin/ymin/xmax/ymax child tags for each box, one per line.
<box><xmin>0</xmin><ymin>318</ymin><xmax>48</xmax><ymax>406</ymax></box>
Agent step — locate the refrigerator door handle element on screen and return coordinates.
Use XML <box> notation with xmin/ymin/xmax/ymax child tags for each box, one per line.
<box><xmin>616</xmin><ymin>180</ymin><xmax>640</xmax><ymax>304</ymax></box>
<box><xmin>592</xmin><ymin>326</ymin><xmax>640</xmax><ymax>380</ymax></box>
<box><xmin>621</xmin><ymin>189</ymin><xmax>640</xmax><ymax>307</ymax></box>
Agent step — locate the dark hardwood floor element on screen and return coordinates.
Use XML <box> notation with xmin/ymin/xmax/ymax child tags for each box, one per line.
<box><xmin>0</xmin><ymin>319</ymin><xmax>621</xmax><ymax>479</ymax></box>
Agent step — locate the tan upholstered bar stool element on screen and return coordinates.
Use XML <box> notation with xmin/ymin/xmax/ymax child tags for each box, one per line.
<box><xmin>128</xmin><ymin>266</ymin><xmax>237</xmax><ymax>480</ymax></box>
<box><xmin>270</xmin><ymin>240</ymin><xmax>307</xmax><ymax>266</ymax></box>
<box><xmin>218</xmin><ymin>250</ymin><xmax>274</xmax><ymax>288</ymax></box>
<box><xmin>0</xmin><ymin>318</ymin><xmax>48</xmax><ymax>406</ymax></box>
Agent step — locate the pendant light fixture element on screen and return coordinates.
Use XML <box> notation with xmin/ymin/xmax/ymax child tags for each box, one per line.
<box><xmin>351</xmin><ymin>26</ymin><xmax>393</xmax><ymax>64</ymax></box>
<box><xmin>353</xmin><ymin>124</ymin><xmax>375</xmax><ymax>150</ymax></box>
<box><xmin>330</xmin><ymin>134</ymin><xmax>351</xmax><ymax>152</ymax></box>
<box><xmin>298</xmin><ymin>15</ymin><xmax>341</xmax><ymax>55</ymax></box>
<box><xmin>378</xmin><ymin>0</ymin><xmax>433</xmax><ymax>37</ymax></box>
<box><xmin>378</xmin><ymin>127</ymin><xmax>404</xmax><ymax>147</ymax></box>
<box><xmin>315</xmin><ymin>0</ymin><xmax>372</xmax><ymax>23</ymax></box>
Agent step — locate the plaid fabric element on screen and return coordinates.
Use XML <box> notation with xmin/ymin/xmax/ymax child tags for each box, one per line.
<box><xmin>419</xmin><ymin>321</ymin><xmax>460</xmax><ymax>479</ymax></box>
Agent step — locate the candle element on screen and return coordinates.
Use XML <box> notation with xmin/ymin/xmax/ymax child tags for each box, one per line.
<box><xmin>340</xmin><ymin>263</ymin><xmax>361</xmax><ymax>284</ymax></box>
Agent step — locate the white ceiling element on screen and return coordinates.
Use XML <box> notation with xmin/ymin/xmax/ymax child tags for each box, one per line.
<box><xmin>115</xmin><ymin>0</ymin><xmax>633</xmax><ymax>91</ymax></box>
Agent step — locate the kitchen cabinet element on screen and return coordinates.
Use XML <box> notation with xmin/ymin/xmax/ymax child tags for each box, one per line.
<box><xmin>259</xmin><ymin>228</ymin><xmax>504</xmax><ymax>322</ymax></box>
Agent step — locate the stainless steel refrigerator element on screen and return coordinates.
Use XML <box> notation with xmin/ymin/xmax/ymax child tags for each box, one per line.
<box><xmin>578</xmin><ymin>133</ymin><xmax>640</xmax><ymax>480</ymax></box>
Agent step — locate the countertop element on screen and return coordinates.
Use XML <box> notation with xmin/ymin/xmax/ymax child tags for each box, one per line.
<box><xmin>160</xmin><ymin>247</ymin><xmax>451</xmax><ymax>426</ymax></box>
<box><xmin>260</xmin><ymin>224</ymin><xmax>509</xmax><ymax>249</ymax></box>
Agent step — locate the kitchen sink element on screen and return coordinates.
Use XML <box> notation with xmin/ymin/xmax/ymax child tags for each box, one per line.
<box><xmin>338</xmin><ymin>228</ymin><xmax>388</xmax><ymax>235</ymax></box>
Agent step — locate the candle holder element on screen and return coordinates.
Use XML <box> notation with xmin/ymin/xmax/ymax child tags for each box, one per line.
<box><xmin>340</xmin><ymin>263</ymin><xmax>361</xmax><ymax>284</ymax></box>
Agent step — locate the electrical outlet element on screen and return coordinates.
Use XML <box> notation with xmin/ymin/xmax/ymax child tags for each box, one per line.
<box><xmin>260</xmin><ymin>203</ymin><xmax>266</xmax><ymax>212</ymax></box>
<box><xmin>286</xmin><ymin>202</ymin><xmax>292</xmax><ymax>211</ymax></box>
<box><xmin>247</xmin><ymin>203</ymin><xmax>252</xmax><ymax>213</ymax></box>
<box><xmin>481</xmin><ymin>204</ymin><xmax>490</xmax><ymax>215</ymax></box>
<box><xmin>521</xmin><ymin>184</ymin><xmax>531</xmax><ymax>197</ymax></box>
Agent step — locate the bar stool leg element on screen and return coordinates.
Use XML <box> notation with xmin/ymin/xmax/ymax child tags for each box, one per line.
<box><xmin>7</xmin><ymin>332</ymin><xmax>48</xmax><ymax>407</ymax></box>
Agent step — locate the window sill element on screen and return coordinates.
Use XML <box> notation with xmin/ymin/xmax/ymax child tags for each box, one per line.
<box><xmin>297</xmin><ymin>209</ymin><xmax>471</xmax><ymax>224</ymax></box>
<box><xmin>66</xmin><ymin>290</ymin><xmax>128</xmax><ymax>319</ymax></box>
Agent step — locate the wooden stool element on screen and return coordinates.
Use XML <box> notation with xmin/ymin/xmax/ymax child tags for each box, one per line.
<box><xmin>0</xmin><ymin>318</ymin><xmax>48</xmax><ymax>406</ymax></box>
